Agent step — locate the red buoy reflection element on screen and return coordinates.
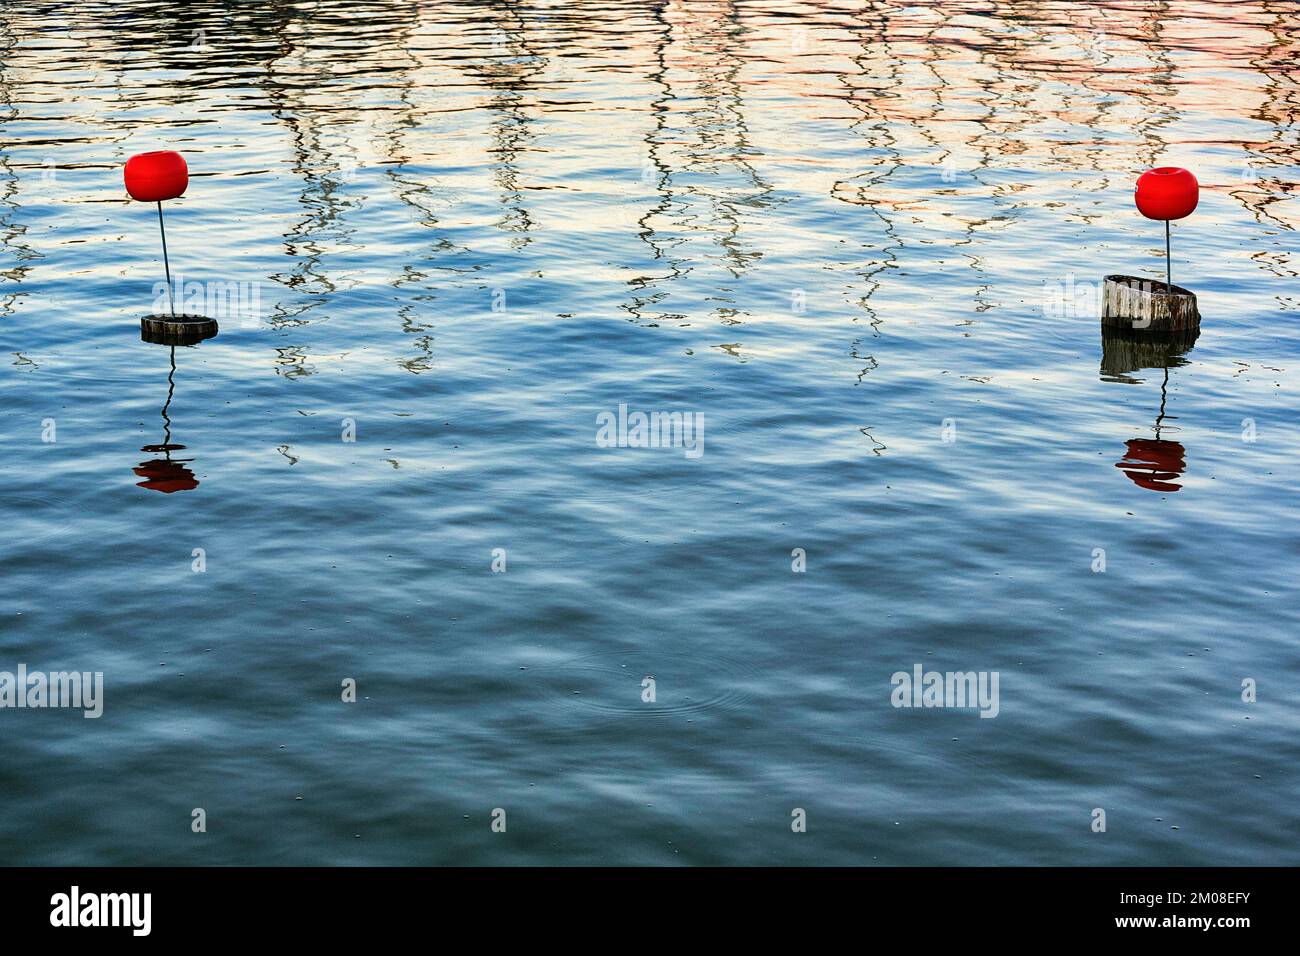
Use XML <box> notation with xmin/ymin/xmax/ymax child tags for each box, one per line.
<box><xmin>133</xmin><ymin>457</ymin><xmax>200</xmax><ymax>494</ymax></box>
<box><xmin>1115</xmin><ymin>438</ymin><xmax>1185</xmax><ymax>492</ymax></box>
<box><xmin>135</xmin><ymin>346</ymin><xmax>200</xmax><ymax>494</ymax></box>
<box><xmin>1101</xmin><ymin>327</ymin><xmax>1196</xmax><ymax>494</ymax></box>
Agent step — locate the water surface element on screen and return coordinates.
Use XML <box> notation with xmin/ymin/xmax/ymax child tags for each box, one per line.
<box><xmin>1</xmin><ymin>1</ymin><xmax>1298</xmax><ymax>865</ymax></box>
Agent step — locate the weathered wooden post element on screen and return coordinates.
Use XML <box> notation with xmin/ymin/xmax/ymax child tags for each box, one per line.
<box><xmin>1101</xmin><ymin>274</ymin><xmax>1199</xmax><ymax>333</ymax></box>
<box><xmin>140</xmin><ymin>313</ymin><xmax>218</xmax><ymax>345</ymax></box>
<box><xmin>1103</xmin><ymin>167</ymin><xmax>1200</xmax><ymax>333</ymax></box>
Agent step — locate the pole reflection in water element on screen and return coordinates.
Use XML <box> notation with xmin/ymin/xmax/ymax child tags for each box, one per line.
<box><xmin>134</xmin><ymin>346</ymin><xmax>199</xmax><ymax>494</ymax></box>
<box><xmin>1102</xmin><ymin>328</ymin><xmax>1198</xmax><ymax>493</ymax></box>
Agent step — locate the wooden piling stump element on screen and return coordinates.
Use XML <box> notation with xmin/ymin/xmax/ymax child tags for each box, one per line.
<box><xmin>1101</xmin><ymin>274</ymin><xmax>1199</xmax><ymax>333</ymax></box>
<box><xmin>140</xmin><ymin>314</ymin><xmax>218</xmax><ymax>346</ymax></box>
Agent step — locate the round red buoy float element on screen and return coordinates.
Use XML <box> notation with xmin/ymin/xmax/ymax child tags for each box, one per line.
<box><xmin>124</xmin><ymin>149</ymin><xmax>216</xmax><ymax>341</ymax></box>
<box><xmin>1134</xmin><ymin>167</ymin><xmax>1198</xmax><ymax>221</ymax></box>
<box><xmin>1102</xmin><ymin>166</ymin><xmax>1201</xmax><ymax>331</ymax></box>
<box><xmin>124</xmin><ymin>150</ymin><xmax>189</xmax><ymax>202</ymax></box>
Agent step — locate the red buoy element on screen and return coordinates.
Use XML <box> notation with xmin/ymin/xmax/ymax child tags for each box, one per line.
<box><xmin>1134</xmin><ymin>167</ymin><xmax>1198</xmax><ymax>221</ymax></box>
<box><xmin>1133</xmin><ymin>166</ymin><xmax>1199</xmax><ymax>296</ymax></box>
<box><xmin>124</xmin><ymin>150</ymin><xmax>188</xmax><ymax>202</ymax></box>
<box><xmin>124</xmin><ymin>150</ymin><xmax>194</xmax><ymax>322</ymax></box>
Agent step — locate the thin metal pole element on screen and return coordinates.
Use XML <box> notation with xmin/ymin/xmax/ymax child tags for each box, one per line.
<box><xmin>157</xmin><ymin>201</ymin><xmax>175</xmax><ymax>317</ymax></box>
<box><xmin>1170</xmin><ymin>221</ymin><xmax>1180</xmax><ymax>295</ymax></box>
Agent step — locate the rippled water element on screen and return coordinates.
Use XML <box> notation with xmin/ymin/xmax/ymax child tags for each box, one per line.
<box><xmin>2</xmin><ymin>1</ymin><xmax>1298</xmax><ymax>865</ymax></box>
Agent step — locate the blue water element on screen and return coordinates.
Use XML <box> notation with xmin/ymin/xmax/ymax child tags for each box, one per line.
<box><xmin>1</xmin><ymin>1</ymin><xmax>1298</xmax><ymax>865</ymax></box>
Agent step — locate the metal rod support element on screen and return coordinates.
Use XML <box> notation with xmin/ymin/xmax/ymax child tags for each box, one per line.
<box><xmin>1170</xmin><ymin>221</ymin><xmax>1180</xmax><ymax>295</ymax></box>
<box><xmin>157</xmin><ymin>201</ymin><xmax>175</xmax><ymax>317</ymax></box>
